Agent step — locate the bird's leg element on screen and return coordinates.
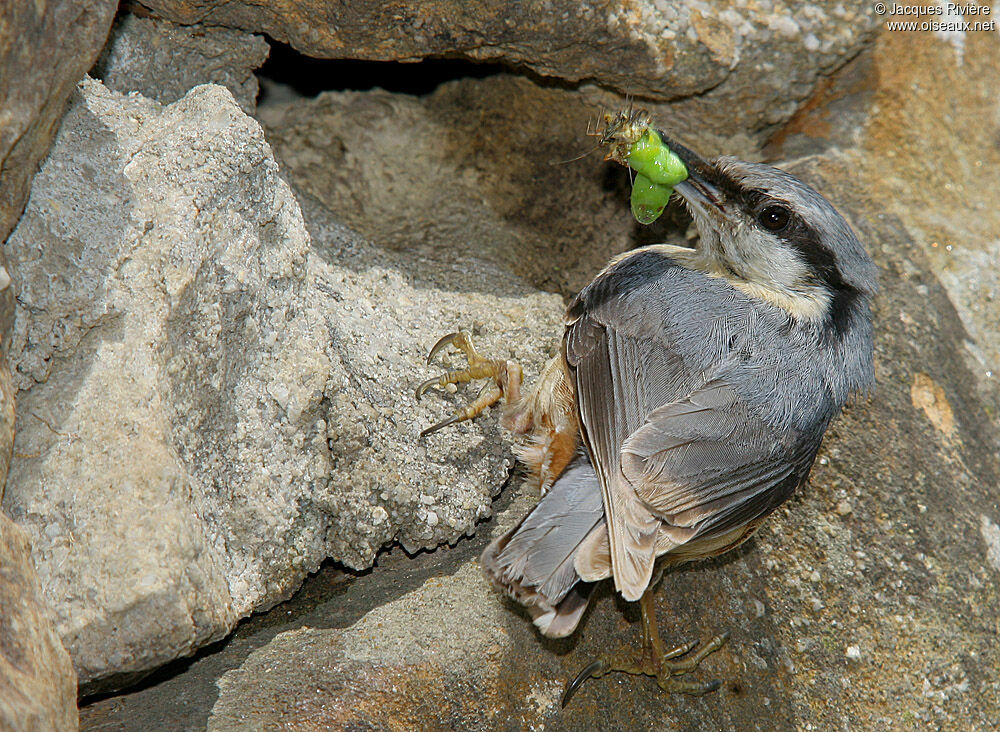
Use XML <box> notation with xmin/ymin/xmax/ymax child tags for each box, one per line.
<box><xmin>561</xmin><ymin>589</ymin><xmax>729</xmax><ymax>707</ymax></box>
<box><xmin>415</xmin><ymin>332</ymin><xmax>523</xmax><ymax>438</ymax></box>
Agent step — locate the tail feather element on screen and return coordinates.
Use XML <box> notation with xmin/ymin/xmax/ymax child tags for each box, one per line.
<box><xmin>481</xmin><ymin>457</ymin><xmax>604</xmax><ymax>638</ymax></box>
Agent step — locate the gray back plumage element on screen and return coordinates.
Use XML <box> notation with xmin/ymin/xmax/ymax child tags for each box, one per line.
<box><xmin>569</xmin><ymin>249</ymin><xmax>873</xmax><ymax>434</ymax></box>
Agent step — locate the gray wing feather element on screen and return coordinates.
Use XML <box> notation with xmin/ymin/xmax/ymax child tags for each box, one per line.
<box><xmin>480</xmin><ymin>456</ymin><xmax>605</xmax><ymax>638</ymax></box>
<box><xmin>622</xmin><ymin>378</ymin><xmax>817</xmax><ymax>540</ymax></box>
<box><xmin>567</xmin><ymin>319</ymin><xmax>680</xmax><ymax>600</ymax></box>
<box><xmin>493</xmin><ymin>460</ymin><xmax>604</xmax><ymax>601</ymax></box>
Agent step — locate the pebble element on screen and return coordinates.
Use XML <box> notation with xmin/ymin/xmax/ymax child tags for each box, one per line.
<box><xmin>836</xmin><ymin>500</ymin><xmax>853</xmax><ymax>516</ymax></box>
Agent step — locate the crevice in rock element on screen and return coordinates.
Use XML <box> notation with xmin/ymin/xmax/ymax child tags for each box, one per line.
<box><xmin>257</xmin><ymin>41</ymin><xmax>509</xmax><ymax>102</ymax></box>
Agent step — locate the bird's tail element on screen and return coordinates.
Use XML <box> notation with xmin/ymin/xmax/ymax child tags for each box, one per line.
<box><xmin>480</xmin><ymin>456</ymin><xmax>606</xmax><ymax>638</ymax></box>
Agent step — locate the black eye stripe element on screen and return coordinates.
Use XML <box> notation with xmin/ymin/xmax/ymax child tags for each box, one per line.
<box><xmin>739</xmin><ymin>188</ymin><xmax>855</xmax><ymax>293</ymax></box>
<box><xmin>707</xmin><ymin>166</ymin><xmax>866</xmax><ymax>338</ymax></box>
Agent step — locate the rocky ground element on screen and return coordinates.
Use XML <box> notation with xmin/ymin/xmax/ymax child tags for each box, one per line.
<box><xmin>1</xmin><ymin>2</ymin><xmax>999</xmax><ymax>730</ymax></box>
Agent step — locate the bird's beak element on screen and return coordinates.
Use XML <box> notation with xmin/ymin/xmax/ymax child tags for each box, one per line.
<box><xmin>658</xmin><ymin>133</ymin><xmax>726</xmax><ymax>216</ymax></box>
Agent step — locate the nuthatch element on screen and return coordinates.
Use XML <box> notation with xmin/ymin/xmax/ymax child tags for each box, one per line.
<box><xmin>417</xmin><ymin>108</ymin><xmax>877</xmax><ymax>704</ymax></box>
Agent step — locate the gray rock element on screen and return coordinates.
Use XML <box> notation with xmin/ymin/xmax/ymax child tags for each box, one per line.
<box><xmin>4</xmin><ymin>77</ymin><xmax>562</xmax><ymax>690</ymax></box>
<box><xmin>93</xmin><ymin>13</ymin><xmax>270</xmax><ymax>114</ymax></box>
<box><xmin>137</xmin><ymin>0</ymin><xmax>878</xmax><ymax>139</ymax></box>
<box><xmin>207</xmin><ymin>576</ymin><xmax>532</xmax><ymax>730</ymax></box>
<box><xmin>0</xmin><ymin>0</ymin><xmax>117</xmax><ymax>507</ymax></box>
<box><xmin>296</xmin><ymin>193</ymin><xmax>563</xmax><ymax>568</ymax></box>
<box><xmin>0</xmin><ymin>513</ymin><xmax>78</xmax><ymax>732</ymax></box>
<box><xmin>0</xmin><ymin>0</ymin><xmax>116</xmax><ymax>247</ymax></box>
<box><xmin>207</xmin><ymin>564</ymin><xmax>518</xmax><ymax>731</ymax></box>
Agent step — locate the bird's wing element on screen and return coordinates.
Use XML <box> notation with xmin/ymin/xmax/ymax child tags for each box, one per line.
<box><xmin>566</xmin><ymin>307</ymin><xmax>817</xmax><ymax>601</ymax></box>
<box><xmin>565</xmin><ymin>313</ymin><xmax>688</xmax><ymax>600</ymax></box>
<box><xmin>621</xmin><ymin>378</ymin><xmax>816</xmax><ymax>546</ymax></box>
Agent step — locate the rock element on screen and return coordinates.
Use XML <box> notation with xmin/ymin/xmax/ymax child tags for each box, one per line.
<box><xmin>297</xmin><ymin>193</ymin><xmax>562</xmax><ymax>568</ymax></box>
<box><xmin>0</xmin><ymin>513</ymin><xmax>78</xmax><ymax>732</ymax></box>
<box><xmin>258</xmin><ymin>75</ymin><xmax>646</xmax><ymax>296</ymax></box>
<box><xmin>93</xmin><ymin>13</ymin><xmax>270</xmax><ymax>114</ymax></box>
<box><xmin>139</xmin><ymin>0</ymin><xmax>878</xmax><ymax>138</ymax></box>
<box><xmin>0</xmin><ymin>0</ymin><xmax>116</xmax><ymax>247</ymax></box>
<box><xmin>3</xmin><ymin>77</ymin><xmax>562</xmax><ymax>691</ymax></box>
<box><xmin>0</xmin><ymin>0</ymin><xmax>117</xmax><ymax>507</ymax></box>
<box><xmin>207</xmin><ymin>565</ymin><xmax>520</xmax><ymax>731</ymax></box>
<box><xmin>752</xmin><ymin>23</ymin><xmax>1000</xmax><ymax>728</ymax></box>
<box><xmin>0</xmin><ymin>364</ymin><xmax>14</xmax><ymax>503</ymax></box>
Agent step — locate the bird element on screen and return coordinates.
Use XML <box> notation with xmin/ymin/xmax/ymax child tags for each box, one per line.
<box><xmin>416</xmin><ymin>107</ymin><xmax>877</xmax><ymax>704</ymax></box>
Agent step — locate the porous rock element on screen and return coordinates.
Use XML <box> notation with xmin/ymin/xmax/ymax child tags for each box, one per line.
<box><xmin>257</xmin><ymin>75</ymin><xmax>641</xmax><ymax>297</ymax></box>
<box><xmin>257</xmin><ymin>74</ymin><xmax>760</xmax><ymax>298</ymax></box>
<box><xmin>0</xmin><ymin>0</ymin><xmax>116</xmax><ymax>248</ymax></box>
<box><xmin>0</xmin><ymin>0</ymin><xmax>117</xmax><ymax>509</ymax></box>
<box><xmin>3</xmin><ymin>77</ymin><xmax>561</xmax><ymax>690</ymax></box>
<box><xmin>206</xmin><ymin>563</ymin><xmax>520</xmax><ymax>731</ymax></box>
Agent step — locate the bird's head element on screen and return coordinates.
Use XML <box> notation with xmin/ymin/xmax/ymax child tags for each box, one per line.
<box><xmin>666</xmin><ymin>138</ymin><xmax>878</xmax><ymax>326</ymax></box>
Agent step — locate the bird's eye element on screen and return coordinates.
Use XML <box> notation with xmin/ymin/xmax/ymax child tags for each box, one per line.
<box><xmin>757</xmin><ymin>205</ymin><xmax>790</xmax><ymax>232</ymax></box>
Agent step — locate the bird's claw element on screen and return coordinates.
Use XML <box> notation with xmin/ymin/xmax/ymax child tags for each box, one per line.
<box><xmin>561</xmin><ymin>631</ymin><xmax>730</xmax><ymax>707</ymax></box>
<box><xmin>424</xmin><ymin>332</ymin><xmax>467</xmax><ymax>365</ymax></box>
<box><xmin>562</xmin><ymin>660</ymin><xmax>605</xmax><ymax>708</ymax></box>
<box><xmin>419</xmin><ymin>414</ymin><xmax>462</xmax><ymax>439</ymax></box>
<box><xmin>416</xmin><ymin>332</ymin><xmax>523</xmax><ymax>437</ymax></box>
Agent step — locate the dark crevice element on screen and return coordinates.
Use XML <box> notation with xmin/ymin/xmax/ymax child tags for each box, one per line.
<box><xmin>257</xmin><ymin>40</ymin><xmax>509</xmax><ymax>101</ymax></box>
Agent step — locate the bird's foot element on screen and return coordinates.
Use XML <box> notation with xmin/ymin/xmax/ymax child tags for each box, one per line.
<box><xmin>561</xmin><ymin>633</ymin><xmax>729</xmax><ymax>706</ymax></box>
<box><xmin>415</xmin><ymin>332</ymin><xmax>523</xmax><ymax>438</ymax></box>
<box><xmin>561</xmin><ymin>590</ymin><xmax>729</xmax><ymax>706</ymax></box>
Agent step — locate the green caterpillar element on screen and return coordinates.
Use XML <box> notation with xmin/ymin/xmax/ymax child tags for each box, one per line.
<box><xmin>625</xmin><ymin>128</ymin><xmax>688</xmax><ymax>225</ymax></box>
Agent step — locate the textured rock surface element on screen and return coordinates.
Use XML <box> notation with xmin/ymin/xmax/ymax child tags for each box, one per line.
<box><xmin>0</xmin><ymin>0</ymin><xmax>116</xmax><ymax>246</ymax></box>
<box><xmin>0</xmin><ymin>514</ymin><xmax>78</xmax><ymax>732</ymax></box>
<box><xmin>93</xmin><ymin>13</ymin><xmax>270</xmax><ymax>114</ymax></box>
<box><xmin>80</xmin><ymin>20</ymin><xmax>1000</xmax><ymax>732</ymax></box>
<box><xmin>207</xmin><ymin>563</ymin><xmax>520</xmax><ymax>731</ymax></box>
<box><xmin>0</xmin><ymin>0</ymin><xmax>117</xmax><ymax>506</ymax></box>
<box><xmin>3</xmin><ymin>77</ymin><xmax>561</xmax><ymax>690</ymax></box>
<box><xmin>0</xmin><ymin>365</ymin><xmax>14</xmax><ymax>503</ymax></box>
<box><xmin>141</xmin><ymin>0</ymin><xmax>877</xmax><ymax>138</ymax></box>
<box><xmin>258</xmin><ymin>76</ymin><xmax>635</xmax><ymax>296</ymax></box>
<box><xmin>735</xmin><ymin>21</ymin><xmax>1000</xmax><ymax>728</ymax></box>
